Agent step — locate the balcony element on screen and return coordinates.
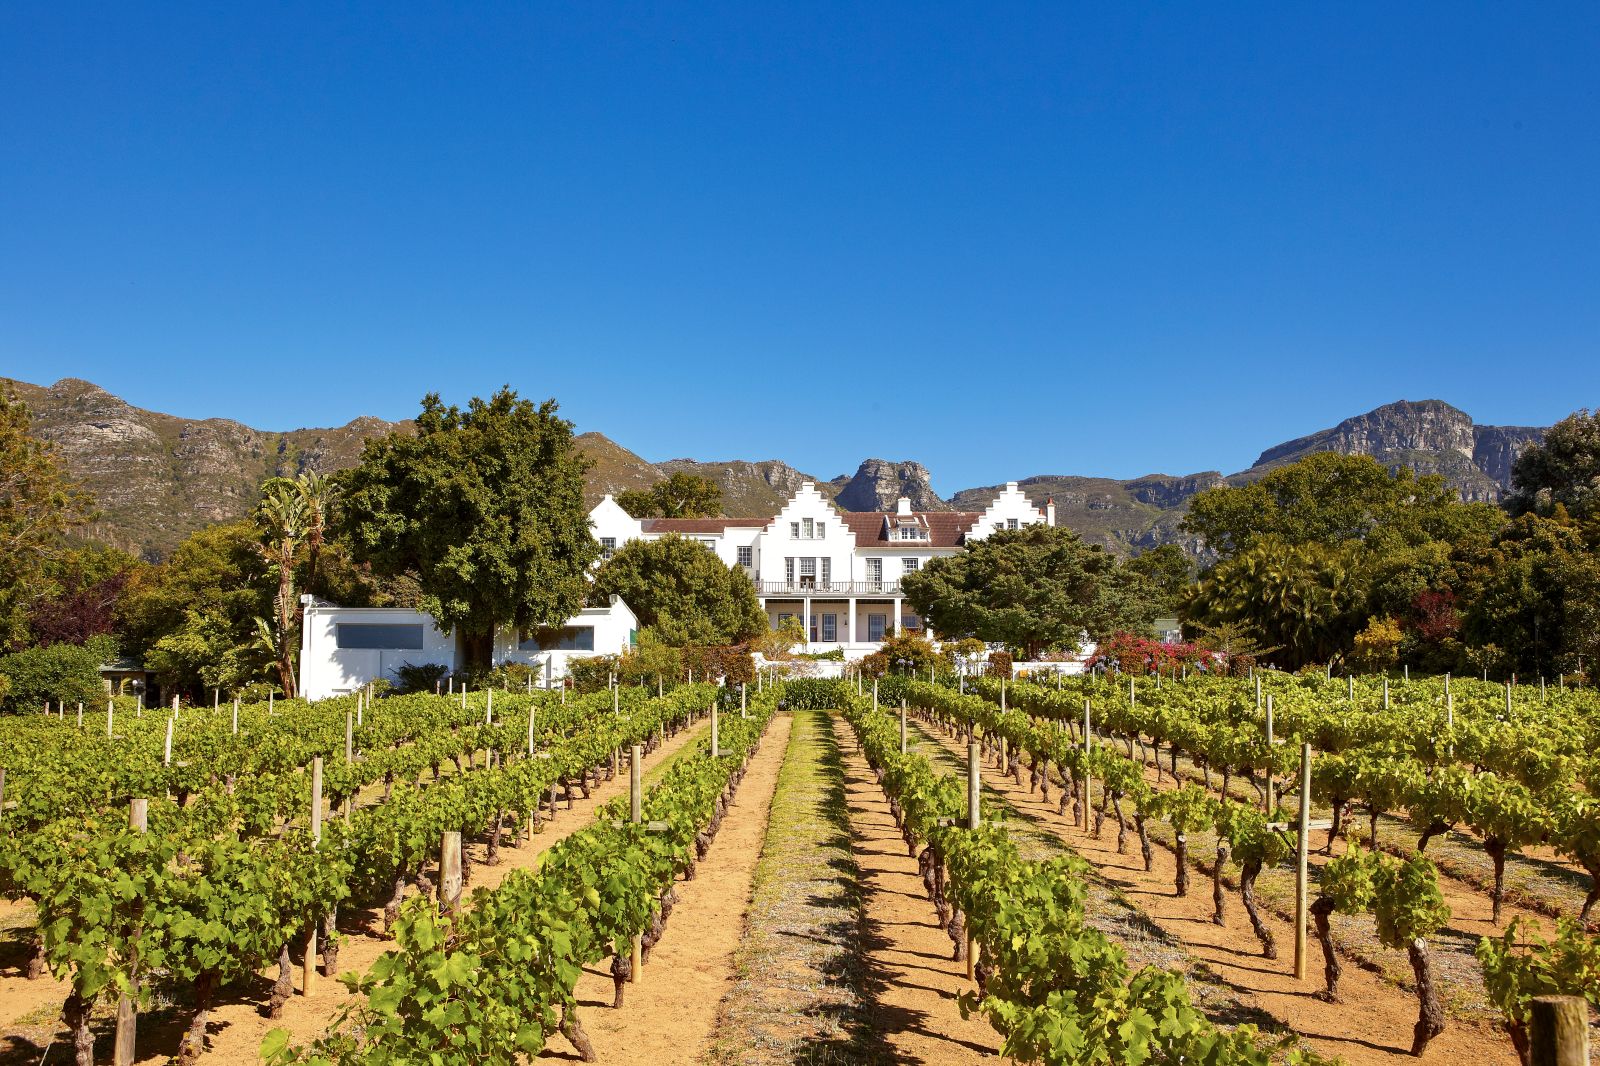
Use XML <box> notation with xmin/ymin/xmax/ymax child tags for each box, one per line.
<box><xmin>754</xmin><ymin>580</ymin><xmax>903</xmax><ymax>596</ymax></box>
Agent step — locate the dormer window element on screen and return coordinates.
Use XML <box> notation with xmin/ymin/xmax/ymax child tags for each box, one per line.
<box><xmin>899</xmin><ymin>525</ymin><xmax>920</xmax><ymax>540</ymax></box>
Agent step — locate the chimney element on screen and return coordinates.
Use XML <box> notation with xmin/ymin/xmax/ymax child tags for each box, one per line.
<box><xmin>1046</xmin><ymin>496</ymin><xmax>1056</xmax><ymax>527</ymax></box>
<box><xmin>896</xmin><ymin>497</ymin><xmax>912</xmax><ymax>517</ymax></box>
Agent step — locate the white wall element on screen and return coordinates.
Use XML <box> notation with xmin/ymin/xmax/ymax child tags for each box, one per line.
<box><xmin>760</xmin><ymin>482</ymin><xmax>858</xmax><ymax>584</ymax></box>
<box><xmin>300</xmin><ymin>606</ymin><xmax>457</xmax><ymax>701</ymax></box>
<box><xmin>589</xmin><ymin>495</ymin><xmax>642</xmax><ymax>564</ymax></box>
<box><xmin>494</xmin><ymin>596</ymin><xmax>639</xmax><ymax>682</ymax></box>
<box><xmin>967</xmin><ymin>481</ymin><xmax>1046</xmax><ymax>541</ymax></box>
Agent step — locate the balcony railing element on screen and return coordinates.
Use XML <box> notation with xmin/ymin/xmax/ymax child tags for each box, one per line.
<box><xmin>754</xmin><ymin>580</ymin><xmax>903</xmax><ymax>596</ymax></box>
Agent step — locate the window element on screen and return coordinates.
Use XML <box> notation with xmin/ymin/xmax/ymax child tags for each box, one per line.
<box><xmin>899</xmin><ymin>524</ymin><xmax>921</xmax><ymax>541</ymax></box>
<box><xmin>902</xmin><ymin>558</ymin><xmax>920</xmax><ymax>573</ymax></box>
<box><xmin>867</xmin><ymin>614</ymin><xmax>887</xmax><ymax>641</ymax></box>
<box><xmin>776</xmin><ymin>612</ymin><xmax>794</xmax><ymax>627</ymax></box>
<box><xmin>1007</xmin><ymin>518</ymin><xmax>1020</xmax><ymax>530</ymax></box>
<box><xmin>820</xmin><ymin>614</ymin><xmax>837</xmax><ymax>642</ymax></box>
<box><xmin>902</xmin><ymin>614</ymin><xmax>922</xmax><ymax>631</ymax></box>
<box><xmin>519</xmin><ymin>626</ymin><xmax>595</xmax><ymax>652</ymax></box>
<box><xmin>599</xmin><ymin>536</ymin><xmax>616</xmax><ymax>561</ymax></box>
<box><xmin>820</xmin><ymin>558</ymin><xmax>831</xmax><ymax>585</ymax></box>
<box><xmin>699</xmin><ymin>538</ymin><xmax>716</xmax><ymax>549</ymax></box>
<box><xmin>994</xmin><ymin>523</ymin><xmax>1004</xmax><ymax>532</ymax></box>
<box><xmin>799</xmin><ymin>557</ymin><xmax>816</xmax><ymax>586</ymax></box>
<box><xmin>865</xmin><ymin>558</ymin><xmax>883</xmax><ymax>589</ymax></box>
<box><xmin>785</xmin><ymin>557</ymin><xmax>795</xmax><ymax>584</ymax></box>
<box><xmin>737</xmin><ymin>545</ymin><xmax>753</xmax><ymax>567</ymax></box>
<box><xmin>790</xmin><ymin>521</ymin><xmax>800</xmax><ymax>538</ymax></box>
<box><xmin>336</xmin><ymin>623</ymin><xmax>425</xmax><ymax>650</ymax></box>
<box><xmin>802</xmin><ymin>517</ymin><xmax>814</xmax><ymax>539</ymax></box>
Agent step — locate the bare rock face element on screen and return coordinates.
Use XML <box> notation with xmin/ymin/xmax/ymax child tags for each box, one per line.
<box><xmin>6</xmin><ymin>377</ymin><xmax>408</xmax><ymax>560</ymax></box>
<box><xmin>1473</xmin><ymin>424</ymin><xmax>1545</xmax><ymax>488</ymax></box>
<box><xmin>655</xmin><ymin>458</ymin><xmax>828</xmax><ymax>516</ymax></box>
<box><xmin>1250</xmin><ymin>399</ymin><xmax>1542</xmax><ymax>502</ymax></box>
<box><xmin>1254</xmin><ymin>400</ymin><xmax>1477</xmax><ymax>467</ymax></box>
<box><xmin>834</xmin><ymin>459</ymin><xmax>945</xmax><ymax>512</ymax></box>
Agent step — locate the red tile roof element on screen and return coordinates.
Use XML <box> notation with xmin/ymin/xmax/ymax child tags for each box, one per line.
<box><xmin>641</xmin><ymin>518</ymin><xmax>766</xmax><ymax>534</ymax></box>
<box><xmin>836</xmin><ymin>511</ymin><xmax>982</xmax><ymax>548</ymax></box>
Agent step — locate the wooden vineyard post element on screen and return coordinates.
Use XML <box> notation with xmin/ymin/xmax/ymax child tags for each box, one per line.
<box><xmin>114</xmin><ymin>798</ymin><xmax>149</xmax><ymax>1066</ymax></box>
<box><xmin>1000</xmin><ymin>680</ymin><xmax>1007</xmax><ymax>713</ymax></box>
<box><xmin>163</xmin><ymin>715</ymin><xmax>174</xmax><ymax>767</ymax></box>
<box><xmin>1083</xmin><ymin>699</ymin><xmax>1093</xmax><ymax>838</ymax></box>
<box><xmin>440</xmin><ymin>832</ymin><xmax>463</xmax><ymax>911</ymax></box>
<box><xmin>1264</xmin><ymin>696</ymin><xmax>1275</xmax><ymax>813</ymax></box>
<box><xmin>873</xmin><ymin>679</ymin><xmax>878</xmax><ymax>714</ymax></box>
<box><xmin>107</xmin><ymin>699</ymin><xmax>114</xmax><ymax>738</ymax></box>
<box><xmin>527</xmin><ymin>708</ymin><xmax>536</xmax><ymax>757</ymax></box>
<box><xmin>1530</xmin><ymin>995</ymin><xmax>1588</xmax><ymax>1065</ymax></box>
<box><xmin>900</xmin><ymin>699</ymin><xmax>908</xmax><ymax>755</ymax></box>
<box><xmin>711</xmin><ymin>704</ymin><xmax>720</xmax><ymax>758</ymax></box>
<box><xmin>76</xmin><ymin>702</ymin><xmax>83</xmax><ymax>727</ymax></box>
<box><xmin>1295</xmin><ymin>743</ymin><xmax>1311</xmax><ymax>981</ymax></box>
<box><xmin>741</xmin><ymin>682</ymin><xmax>747</xmax><ymax>719</ymax></box>
<box><xmin>232</xmin><ymin>697</ymin><xmax>239</xmax><ymax>736</ymax></box>
<box><xmin>1384</xmin><ymin>676</ymin><xmax>1390</xmax><ymax>709</ymax></box>
<box><xmin>305</xmin><ymin>757</ymin><xmax>323</xmax><ymax>996</ymax></box>
<box><xmin>613</xmin><ymin>685</ymin><xmax>620</xmax><ymax>716</ymax></box>
<box><xmin>966</xmin><ymin>731</ymin><xmax>982</xmax><ymax>980</ymax></box>
<box><xmin>345</xmin><ymin>710</ymin><xmax>355</xmax><ymax>819</ymax></box>
<box><xmin>630</xmin><ymin>743</ymin><xmax>644</xmax><ymax>983</ymax></box>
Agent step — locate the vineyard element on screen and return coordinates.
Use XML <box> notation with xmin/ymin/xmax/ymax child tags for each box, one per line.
<box><xmin>2</xmin><ymin>673</ymin><xmax>1599</xmax><ymax>1064</ymax></box>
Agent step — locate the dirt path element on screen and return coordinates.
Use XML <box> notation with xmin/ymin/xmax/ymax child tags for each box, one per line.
<box><xmin>539</xmin><ymin>713</ymin><xmax>792</xmax><ymax>1064</ymax></box>
<box><xmin>913</xmin><ymin>718</ymin><xmax>1518</xmax><ymax>1065</ymax></box>
<box><xmin>831</xmin><ymin>715</ymin><xmax>1007</xmax><ymax>1066</ymax></box>
<box><xmin>705</xmin><ymin>708</ymin><xmax>876</xmax><ymax>1064</ymax></box>
<box><xmin>0</xmin><ymin>716</ymin><xmax>713</xmax><ymax>1066</ymax></box>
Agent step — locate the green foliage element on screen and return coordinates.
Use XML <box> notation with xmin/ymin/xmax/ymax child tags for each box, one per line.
<box><xmin>1124</xmin><ymin>543</ymin><xmax>1194</xmax><ymax>615</ymax></box>
<box><xmin>1509</xmin><ymin>409</ymin><xmax>1600</xmax><ymax>519</ymax></box>
<box><xmin>1185</xmin><ymin>537</ymin><xmax>1363</xmax><ymax>669</ymax></box>
<box><xmin>0</xmin><ymin>641</ymin><xmax>106</xmax><ymax>713</ymax></box>
<box><xmin>615</xmin><ymin>471</ymin><xmax>723</xmax><ymax>519</ymax></box>
<box><xmin>0</xmin><ymin>386</ymin><xmax>93</xmax><ymax>646</ymax></box>
<box><xmin>340</xmin><ymin>389</ymin><xmax>599</xmax><ymax>667</ymax></box>
<box><xmin>1320</xmin><ymin>845</ymin><xmax>1379</xmax><ymax>915</ymax></box>
<box><xmin>591</xmin><ymin>535</ymin><xmax>764</xmax><ymax>647</ymax></box>
<box><xmin>1477</xmin><ymin>918</ymin><xmax>1600</xmax><ymax>1062</ymax></box>
<box><xmin>394</xmin><ymin>661</ymin><xmax>449</xmax><ymax>694</ymax></box>
<box><xmin>1371</xmin><ymin>854</ymin><xmax>1450</xmax><ymax>947</ymax></box>
<box><xmin>902</xmin><ymin>524</ymin><xmax>1157</xmax><ymax>659</ymax></box>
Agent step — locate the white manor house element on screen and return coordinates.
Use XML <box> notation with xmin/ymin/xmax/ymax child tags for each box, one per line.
<box><xmin>299</xmin><ymin>480</ymin><xmax>1052</xmax><ymax>699</ymax></box>
<box><xmin>590</xmin><ymin>480</ymin><xmax>1055</xmax><ymax>656</ymax></box>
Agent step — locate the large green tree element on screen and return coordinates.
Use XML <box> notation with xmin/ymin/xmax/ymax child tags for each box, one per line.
<box><xmin>901</xmin><ymin>525</ymin><xmax>1156</xmax><ymax>659</ymax></box>
<box><xmin>1508</xmin><ymin>410</ymin><xmax>1600</xmax><ymax>519</ymax></box>
<box><xmin>616</xmin><ymin>472</ymin><xmax>723</xmax><ymax>519</ymax></box>
<box><xmin>1184</xmin><ymin>537</ymin><xmax>1363</xmax><ymax>669</ymax></box>
<box><xmin>1182</xmin><ymin>453</ymin><xmax>1468</xmax><ymax>559</ymax></box>
<box><xmin>1123</xmin><ymin>543</ymin><xmax>1193</xmax><ymax>616</ymax></box>
<box><xmin>591</xmin><ymin>535</ymin><xmax>764</xmax><ymax>647</ymax></box>
<box><xmin>340</xmin><ymin>389</ymin><xmax>599</xmax><ymax>668</ymax></box>
<box><xmin>0</xmin><ymin>387</ymin><xmax>92</xmax><ymax>646</ymax></box>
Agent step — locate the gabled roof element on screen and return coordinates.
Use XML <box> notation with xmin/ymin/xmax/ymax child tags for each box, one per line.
<box><xmin>837</xmin><ymin>511</ymin><xmax>982</xmax><ymax>548</ymax></box>
<box><xmin>641</xmin><ymin>518</ymin><xmax>766</xmax><ymax>534</ymax></box>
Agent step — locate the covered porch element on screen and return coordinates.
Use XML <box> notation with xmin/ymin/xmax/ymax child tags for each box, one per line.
<box><xmin>758</xmin><ymin>594</ymin><xmax>925</xmax><ymax>653</ymax></box>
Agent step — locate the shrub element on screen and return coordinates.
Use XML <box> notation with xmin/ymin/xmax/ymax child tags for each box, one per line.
<box><xmin>394</xmin><ymin>661</ymin><xmax>449</xmax><ymax>695</ymax></box>
<box><xmin>0</xmin><ymin>643</ymin><xmax>105</xmax><ymax>713</ymax></box>
<box><xmin>986</xmin><ymin>650</ymin><xmax>1013</xmax><ymax>678</ymax></box>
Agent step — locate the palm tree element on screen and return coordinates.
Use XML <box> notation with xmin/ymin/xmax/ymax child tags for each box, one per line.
<box><xmin>297</xmin><ymin>471</ymin><xmax>339</xmax><ymax>598</ymax></box>
<box><xmin>256</xmin><ymin>479</ymin><xmax>309</xmax><ymax>697</ymax></box>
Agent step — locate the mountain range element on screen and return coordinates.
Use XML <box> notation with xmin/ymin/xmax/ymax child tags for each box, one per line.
<box><xmin>4</xmin><ymin>377</ymin><xmax>1546</xmax><ymax>561</ymax></box>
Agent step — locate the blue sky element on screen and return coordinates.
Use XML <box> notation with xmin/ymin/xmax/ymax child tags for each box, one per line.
<box><xmin>3</xmin><ymin>4</ymin><xmax>1597</xmax><ymax>493</ymax></box>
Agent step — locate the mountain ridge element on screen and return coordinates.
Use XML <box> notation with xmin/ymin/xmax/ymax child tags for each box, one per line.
<box><xmin>4</xmin><ymin>378</ymin><xmax>1546</xmax><ymax>560</ymax></box>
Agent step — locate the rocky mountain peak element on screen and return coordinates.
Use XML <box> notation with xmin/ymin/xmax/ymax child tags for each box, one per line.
<box><xmin>1253</xmin><ymin>400</ymin><xmax>1476</xmax><ymax>468</ymax></box>
<box><xmin>834</xmin><ymin>459</ymin><xmax>946</xmax><ymax>512</ymax></box>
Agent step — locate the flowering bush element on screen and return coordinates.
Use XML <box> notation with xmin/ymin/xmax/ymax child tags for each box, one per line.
<box><xmin>1085</xmin><ymin>632</ymin><xmax>1221</xmax><ymax>674</ymax></box>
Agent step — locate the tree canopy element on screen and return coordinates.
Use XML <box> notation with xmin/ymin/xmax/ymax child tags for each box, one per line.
<box><xmin>340</xmin><ymin>389</ymin><xmax>599</xmax><ymax>666</ymax></box>
<box><xmin>591</xmin><ymin>535</ymin><xmax>765</xmax><ymax>647</ymax></box>
<box><xmin>1181</xmin><ymin>453</ymin><xmax>1472</xmax><ymax>559</ymax></box>
<box><xmin>1508</xmin><ymin>410</ymin><xmax>1600</xmax><ymax>520</ymax></box>
<box><xmin>901</xmin><ymin>525</ymin><xmax>1156</xmax><ymax>659</ymax></box>
<box><xmin>0</xmin><ymin>388</ymin><xmax>92</xmax><ymax>647</ymax></box>
<box><xmin>616</xmin><ymin>472</ymin><xmax>723</xmax><ymax>519</ymax></box>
